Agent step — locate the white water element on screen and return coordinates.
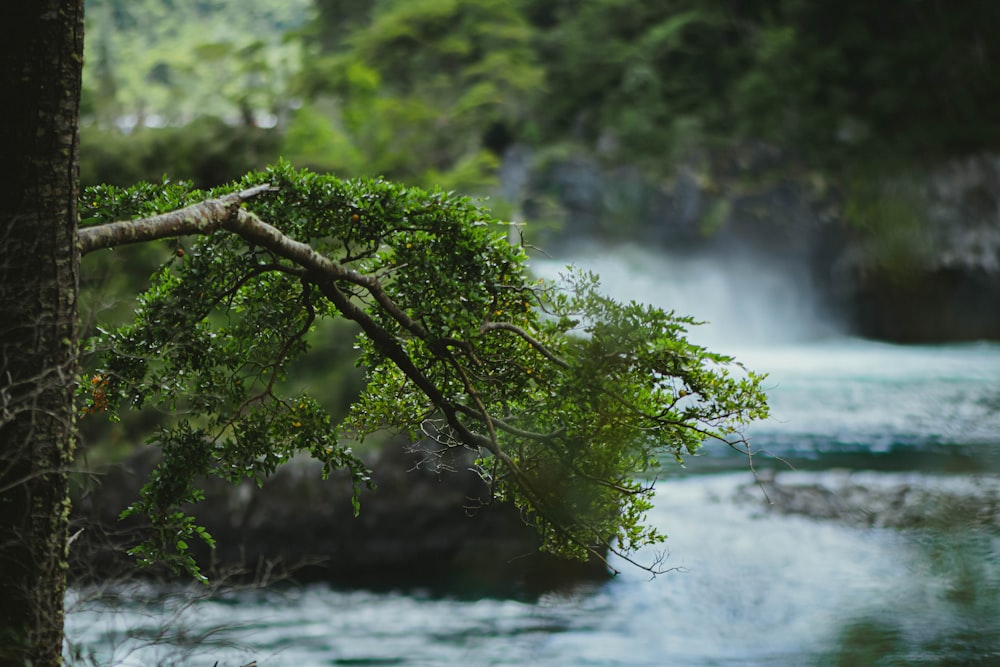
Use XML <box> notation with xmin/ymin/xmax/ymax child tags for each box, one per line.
<box><xmin>65</xmin><ymin>475</ymin><xmax>943</xmax><ymax>666</ymax></box>
<box><xmin>65</xmin><ymin>462</ymin><xmax>1000</xmax><ymax>665</ymax></box>
<box><xmin>529</xmin><ymin>241</ymin><xmax>842</xmax><ymax>348</ymax></box>
<box><xmin>65</xmin><ymin>245</ymin><xmax>1000</xmax><ymax>666</ymax></box>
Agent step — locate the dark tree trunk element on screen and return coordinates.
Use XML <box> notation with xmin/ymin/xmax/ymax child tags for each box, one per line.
<box><xmin>0</xmin><ymin>1</ymin><xmax>83</xmax><ymax>664</ymax></box>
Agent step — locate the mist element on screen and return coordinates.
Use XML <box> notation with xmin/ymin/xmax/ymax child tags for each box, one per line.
<box><xmin>529</xmin><ymin>242</ymin><xmax>844</xmax><ymax>350</ymax></box>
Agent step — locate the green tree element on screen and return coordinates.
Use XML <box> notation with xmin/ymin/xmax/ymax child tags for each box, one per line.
<box><xmin>2</xmin><ymin>2</ymin><xmax>767</xmax><ymax>662</ymax></box>
<box><xmin>293</xmin><ymin>0</ymin><xmax>543</xmax><ymax>184</ymax></box>
<box><xmin>77</xmin><ymin>166</ymin><xmax>768</xmax><ymax>576</ymax></box>
<box><xmin>81</xmin><ymin>0</ymin><xmax>312</xmax><ymax>126</ymax></box>
<box><xmin>532</xmin><ymin>0</ymin><xmax>1000</xmax><ymax>167</ymax></box>
<box><xmin>530</xmin><ymin>0</ymin><xmax>741</xmax><ymax>160</ymax></box>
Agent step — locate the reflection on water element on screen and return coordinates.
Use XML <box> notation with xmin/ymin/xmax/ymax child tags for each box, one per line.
<box><xmin>65</xmin><ymin>247</ymin><xmax>1000</xmax><ymax>665</ymax></box>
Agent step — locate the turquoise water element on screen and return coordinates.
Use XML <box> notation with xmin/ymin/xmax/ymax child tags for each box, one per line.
<box><xmin>64</xmin><ymin>248</ymin><xmax>1000</xmax><ymax>666</ymax></box>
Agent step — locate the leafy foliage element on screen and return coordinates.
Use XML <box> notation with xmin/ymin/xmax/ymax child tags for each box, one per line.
<box><xmin>297</xmin><ymin>0</ymin><xmax>1000</xmax><ymax>182</ymax></box>
<box><xmin>530</xmin><ymin>0</ymin><xmax>1000</xmax><ymax>167</ymax></box>
<box><xmin>80</xmin><ymin>162</ymin><xmax>768</xmax><ymax>576</ymax></box>
<box><xmin>82</xmin><ymin>0</ymin><xmax>312</xmax><ymax>126</ymax></box>
<box><xmin>80</xmin><ymin>118</ymin><xmax>282</xmax><ymax>188</ymax></box>
<box><xmin>291</xmin><ymin>0</ymin><xmax>542</xmax><ymax>185</ymax></box>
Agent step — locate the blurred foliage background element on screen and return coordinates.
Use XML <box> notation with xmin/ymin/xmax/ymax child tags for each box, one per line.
<box><xmin>81</xmin><ymin>0</ymin><xmax>1000</xmax><ymax>189</ymax></box>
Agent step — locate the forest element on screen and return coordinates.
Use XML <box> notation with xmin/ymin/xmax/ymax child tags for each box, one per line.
<box><xmin>82</xmin><ymin>0</ymin><xmax>1000</xmax><ymax>186</ymax></box>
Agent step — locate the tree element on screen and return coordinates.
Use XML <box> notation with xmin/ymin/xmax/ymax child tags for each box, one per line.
<box><xmin>77</xmin><ymin>166</ymin><xmax>768</xmax><ymax>577</ymax></box>
<box><xmin>291</xmin><ymin>0</ymin><xmax>543</xmax><ymax>186</ymax></box>
<box><xmin>2</xmin><ymin>1</ymin><xmax>767</xmax><ymax>663</ymax></box>
<box><xmin>0</xmin><ymin>2</ymin><xmax>84</xmax><ymax>664</ymax></box>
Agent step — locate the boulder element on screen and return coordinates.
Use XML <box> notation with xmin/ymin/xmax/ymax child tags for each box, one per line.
<box><xmin>736</xmin><ymin>470</ymin><xmax>1000</xmax><ymax>530</ymax></box>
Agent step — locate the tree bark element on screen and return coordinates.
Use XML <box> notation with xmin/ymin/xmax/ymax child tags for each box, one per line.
<box><xmin>0</xmin><ymin>1</ymin><xmax>83</xmax><ymax>664</ymax></box>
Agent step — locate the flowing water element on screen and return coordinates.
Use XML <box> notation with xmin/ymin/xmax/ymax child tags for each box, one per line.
<box><xmin>65</xmin><ymin>245</ymin><xmax>1000</xmax><ymax>666</ymax></box>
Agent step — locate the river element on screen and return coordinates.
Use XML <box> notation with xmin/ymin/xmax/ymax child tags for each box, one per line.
<box><xmin>65</xmin><ymin>245</ymin><xmax>1000</xmax><ymax>666</ymax></box>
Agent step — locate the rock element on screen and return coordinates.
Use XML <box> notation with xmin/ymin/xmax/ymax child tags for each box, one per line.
<box><xmin>848</xmin><ymin>153</ymin><xmax>1000</xmax><ymax>341</ymax></box>
<box><xmin>849</xmin><ymin>265</ymin><xmax>1000</xmax><ymax>342</ymax></box>
<box><xmin>736</xmin><ymin>471</ymin><xmax>1000</xmax><ymax>530</ymax></box>
<box><xmin>69</xmin><ymin>439</ymin><xmax>611</xmax><ymax>594</ymax></box>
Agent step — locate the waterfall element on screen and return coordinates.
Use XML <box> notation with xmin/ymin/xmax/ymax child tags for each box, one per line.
<box><xmin>529</xmin><ymin>242</ymin><xmax>843</xmax><ymax>349</ymax></box>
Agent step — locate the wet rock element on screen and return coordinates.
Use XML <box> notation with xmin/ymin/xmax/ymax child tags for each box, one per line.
<box><xmin>926</xmin><ymin>154</ymin><xmax>1000</xmax><ymax>274</ymax></box>
<box><xmin>849</xmin><ymin>266</ymin><xmax>1000</xmax><ymax>342</ymax></box>
<box><xmin>848</xmin><ymin>153</ymin><xmax>1000</xmax><ymax>341</ymax></box>
<box><xmin>737</xmin><ymin>470</ymin><xmax>1000</xmax><ymax>530</ymax></box>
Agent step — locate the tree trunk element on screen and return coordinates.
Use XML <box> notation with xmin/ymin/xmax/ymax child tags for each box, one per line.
<box><xmin>0</xmin><ymin>1</ymin><xmax>83</xmax><ymax>664</ymax></box>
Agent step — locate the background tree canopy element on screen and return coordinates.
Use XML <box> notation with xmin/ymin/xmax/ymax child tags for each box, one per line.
<box><xmin>82</xmin><ymin>0</ymin><xmax>1000</xmax><ymax>190</ymax></box>
<box><xmin>525</xmin><ymin>0</ymin><xmax>1000</xmax><ymax>168</ymax></box>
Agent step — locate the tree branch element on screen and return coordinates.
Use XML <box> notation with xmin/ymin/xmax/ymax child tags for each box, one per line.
<box><xmin>78</xmin><ymin>187</ymin><xmax>455</xmax><ymax>426</ymax></box>
<box><xmin>452</xmin><ymin>402</ymin><xmax>565</xmax><ymax>442</ymax></box>
<box><xmin>479</xmin><ymin>321</ymin><xmax>569</xmax><ymax>369</ymax></box>
<box><xmin>77</xmin><ymin>181</ymin><xmax>755</xmax><ymax>574</ymax></box>
<box><xmin>77</xmin><ymin>184</ymin><xmax>275</xmax><ymax>255</ymax></box>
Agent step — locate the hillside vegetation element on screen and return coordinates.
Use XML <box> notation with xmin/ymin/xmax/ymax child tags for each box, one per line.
<box><xmin>84</xmin><ymin>0</ymin><xmax>1000</xmax><ymax>188</ymax></box>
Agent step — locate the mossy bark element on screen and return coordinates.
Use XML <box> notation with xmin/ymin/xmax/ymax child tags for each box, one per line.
<box><xmin>0</xmin><ymin>1</ymin><xmax>83</xmax><ymax>664</ymax></box>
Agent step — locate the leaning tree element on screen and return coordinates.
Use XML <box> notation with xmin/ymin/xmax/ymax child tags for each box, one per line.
<box><xmin>0</xmin><ymin>2</ymin><xmax>767</xmax><ymax>664</ymax></box>
<box><xmin>75</xmin><ymin>166</ymin><xmax>768</xmax><ymax>579</ymax></box>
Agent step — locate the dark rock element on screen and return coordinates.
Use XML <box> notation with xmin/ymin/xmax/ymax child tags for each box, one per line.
<box><xmin>70</xmin><ymin>440</ymin><xmax>611</xmax><ymax>594</ymax></box>
<box><xmin>850</xmin><ymin>266</ymin><xmax>1000</xmax><ymax>342</ymax></box>
<box><xmin>846</xmin><ymin>154</ymin><xmax>1000</xmax><ymax>341</ymax></box>
<box><xmin>736</xmin><ymin>471</ymin><xmax>1000</xmax><ymax>530</ymax></box>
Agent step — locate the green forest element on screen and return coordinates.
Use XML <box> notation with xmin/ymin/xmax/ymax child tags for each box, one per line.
<box><xmin>82</xmin><ymin>0</ymin><xmax>1000</xmax><ymax>191</ymax></box>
